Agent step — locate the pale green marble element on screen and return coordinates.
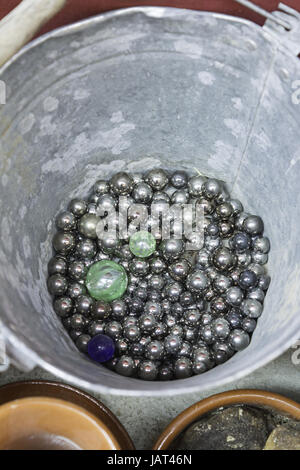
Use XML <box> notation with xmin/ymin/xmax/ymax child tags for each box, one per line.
<box><xmin>129</xmin><ymin>231</ymin><xmax>156</xmax><ymax>258</ymax></box>
<box><xmin>85</xmin><ymin>260</ymin><xmax>128</xmax><ymax>302</ymax></box>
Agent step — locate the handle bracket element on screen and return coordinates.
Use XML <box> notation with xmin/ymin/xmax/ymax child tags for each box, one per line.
<box><xmin>235</xmin><ymin>1</ymin><xmax>300</xmax><ymax>56</ymax></box>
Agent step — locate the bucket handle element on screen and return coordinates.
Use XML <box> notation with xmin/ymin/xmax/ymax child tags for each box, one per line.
<box><xmin>0</xmin><ymin>0</ymin><xmax>66</xmax><ymax>68</ymax></box>
<box><xmin>235</xmin><ymin>1</ymin><xmax>300</xmax><ymax>56</ymax></box>
<box><xmin>234</xmin><ymin>0</ymin><xmax>292</xmax><ymax>30</ymax></box>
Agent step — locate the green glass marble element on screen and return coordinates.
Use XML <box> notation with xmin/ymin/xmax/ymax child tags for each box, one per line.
<box><xmin>129</xmin><ymin>231</ymin><xmax>156</xmax><ymax>258</ymax></box>
<box><xmin>85</xmin><ymin>260</ymin><xmax>128</xmax><ymax>302</ymax></box>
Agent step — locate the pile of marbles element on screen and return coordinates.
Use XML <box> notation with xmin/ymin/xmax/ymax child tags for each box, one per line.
<box><xmin>47</xmin><ymin>169</ymin><xmax>271</xmax><ymax>381</ymax></box>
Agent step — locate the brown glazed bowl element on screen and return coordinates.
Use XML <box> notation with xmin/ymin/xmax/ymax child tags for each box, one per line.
<box><xmin>0</xmin><ymin>380</ymin><xmax>134</xmax><ymax>450</ymax></box>
<box><xmin>153</xmin><ymin>389</ymin><xmax>300</xmax><ymax>450</ymax></box>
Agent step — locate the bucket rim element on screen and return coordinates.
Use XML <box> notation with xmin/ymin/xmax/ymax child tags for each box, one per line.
<box><xmin>1</xmin><ymin>5</ymin><xmax>299</xmax><ymax>396</ymax></box>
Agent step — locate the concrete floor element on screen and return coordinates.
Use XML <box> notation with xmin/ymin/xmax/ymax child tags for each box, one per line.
<box><xmin>0</xmin><ymin>348</ymin><xmax>299</xmax><ymax>449</ymax></box>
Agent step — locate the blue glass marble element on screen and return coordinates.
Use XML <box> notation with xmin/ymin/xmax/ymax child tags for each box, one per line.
<box><xmin>87</xmin><ymin>334</ymin><xmax>115</xmax><ymax>363</ymax></box>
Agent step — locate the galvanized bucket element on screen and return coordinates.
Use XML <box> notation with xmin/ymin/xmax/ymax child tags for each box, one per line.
<box><xmin>0</xmin><ymin>4</ymin><xmax>299</xmax><ymax>395</ymax></box>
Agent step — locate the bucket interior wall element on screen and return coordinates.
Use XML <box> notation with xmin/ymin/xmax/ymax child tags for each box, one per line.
<box><xmin>0</xmin><ymin>8</ymin><xmax>299</xmax><ymax>394</ymax></box>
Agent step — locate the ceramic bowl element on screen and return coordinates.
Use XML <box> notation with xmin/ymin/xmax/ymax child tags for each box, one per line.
<box><xmin>0</xmin><ymin>380</ymin><xmax>134</xmax><ymax>450</ymax></box>
<box><xmin>153</xmin><ymin>389</ymin><xmax>300</xmax><ymax>449</ymax></box>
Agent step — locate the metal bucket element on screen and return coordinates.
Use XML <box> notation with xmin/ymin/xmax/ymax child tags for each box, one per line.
<box><xmin>0</xmin><ymin>7</ymin><xmax>299</xmax><ymax>395</ymax></box>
